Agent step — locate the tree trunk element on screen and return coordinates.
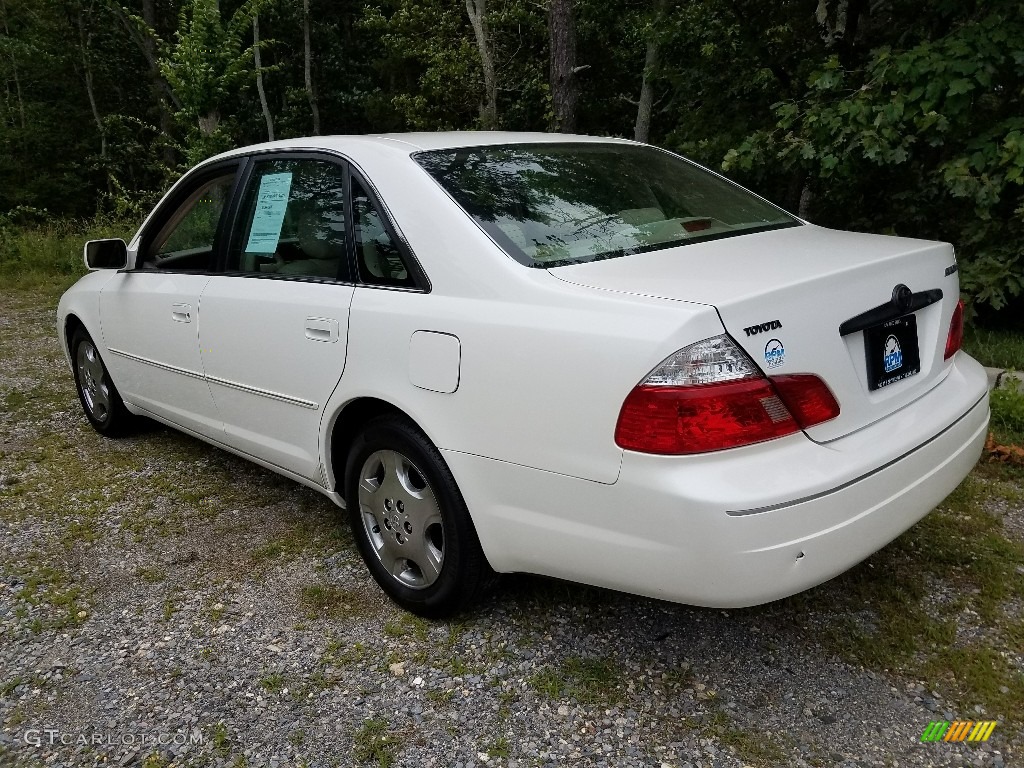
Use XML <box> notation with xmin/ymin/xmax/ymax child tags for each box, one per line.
<box><xmin>633</xmin><ymin>38</ymin><xmax>658</xmax><ymax>143</ymax></box>
<box><xmin>302</xmin><ymin>0</ymin><xmax>320</xmax><ymax>134</ymax></box>
<box><xmin>0</xmin><ymin>0</ymin><xmax>25</xmax><ymax>129</ymax></box>
<box><xmin>111</xmin><ymin>0</ymin><xmax>178</xmax><ymax>163</ymax></box>
<box><xmin>798</xmin><ymin>183</ymin><xmax>814</xmax><ymax>220</ymax></box>
<box><xmin>198</xmin><ymin>111</ymin><xmax>220</xmax><ymax>137</ymax></box>
<box><xmin>253</xmin><ymin>14</ymin><xmax>274</xmax><ymax>141</ymax></box>
<box><xmin>464</xmin><ymin>0</ymin><xmax>497</xmax><ymax>129</ymax></box>
<box><xmin>815</xmin><ymin>0</ymin><xmax>867</xmax><ymax>65</ymax></box>
<box><xmin>548</xmin><ymin>0</ymin><xmax>579</xmax><ymax>133</ymax></box>
<box><xmin>77</xmin><ymin>10</ymin><xmax>108</xmax><ymax>165</ymax></box>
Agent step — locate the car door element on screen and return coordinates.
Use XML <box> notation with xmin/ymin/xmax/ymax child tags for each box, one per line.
<box><xmin>197</xmin><ymin>154</ymin><xmax>355</xmax><ymax>482</ymax></box>
<box><xmin>99</xmin><ymin>161</ymin><xmax>242</xmax><ymax>438</ymax></box>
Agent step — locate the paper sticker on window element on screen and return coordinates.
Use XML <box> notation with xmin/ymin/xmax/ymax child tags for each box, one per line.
<box><xmin>245</xmin><ymin>172</ymin><xmax>293</xmax><ymax>253</ymax></box>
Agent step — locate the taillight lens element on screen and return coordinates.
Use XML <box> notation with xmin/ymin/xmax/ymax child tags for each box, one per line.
<box><xmin>614</xmin><ymin>336</ymin><xmax>840</xmax><ymax>455</ymax></box>
<box><xmin>944</xmin><ymin>299</ymin><xmax>964</xmax><ymax>360</ymax></box>
<box><xmin>770</xmin><ymin>374</ymin><xmax>842</xmax><ymax>429</ymax></box>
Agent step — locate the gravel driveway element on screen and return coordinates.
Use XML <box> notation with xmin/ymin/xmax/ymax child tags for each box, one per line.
<box><xmin>0</xmin><ymin>290</ymin><xmax>1020</xmax><ymax>768</ymax></box>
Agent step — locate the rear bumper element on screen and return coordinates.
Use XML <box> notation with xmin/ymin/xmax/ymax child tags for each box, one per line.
<box><xmin>444</xmin><ymin>353</ymin><xmax>990</xmax><ymax>607</ymax></box>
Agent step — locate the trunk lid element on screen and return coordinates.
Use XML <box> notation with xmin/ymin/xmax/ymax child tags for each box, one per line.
<box><xmin>549</xmin><ymin>224</ymin><xmax>961</xmax><ymax>442</ymax></box>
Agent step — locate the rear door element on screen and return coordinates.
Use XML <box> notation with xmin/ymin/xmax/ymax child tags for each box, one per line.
<box><xmin>197</xmin><ymin>154</ymin><xmax>355</xmax><ymax>482</ymax></box>
<box><xmin>100</xmin><ymin>162</ymin><xmax>241</xmax><ymax>438</ymax></box>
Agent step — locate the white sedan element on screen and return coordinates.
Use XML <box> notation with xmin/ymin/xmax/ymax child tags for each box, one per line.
<box><xmin>57</xmin><ymin>132</ymin><xmax>990</xmax><ymax>617</ymax></box>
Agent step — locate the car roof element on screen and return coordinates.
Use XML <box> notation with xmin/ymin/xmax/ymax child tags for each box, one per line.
<box><xmin>204</xmin><ymin>131</ymin><xmax>638</xmax><ymax>166</ymax></box>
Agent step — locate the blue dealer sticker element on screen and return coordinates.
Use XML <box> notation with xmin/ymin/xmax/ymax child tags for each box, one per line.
<box><xmin>764</xmin><ymin>338</ymin><xmax>785</xmax><ymax>369</ymax></box>
<box><xmin>883</xmin><ymin>334</ymin><xmax>903</xmax><ymax>373</ymax></box>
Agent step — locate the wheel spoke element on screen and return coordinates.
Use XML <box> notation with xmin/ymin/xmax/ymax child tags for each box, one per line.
<box><xmin>407</xmin><ymin>534</ymin><xmax>442</xmax><ymax>584</ymax></box>
<box><xmin>377</xmin><ymin>549</ymin><xmax>403</xmax><ymax>580</ymax></box>
<box><xmin>86</xmin><ymin>353</ymin><xmax>105</xmax><ymax>384</ymax></box>
<box><xmin>359</xmin><ymin>475</ymin><xmax>380</xmax><ymax>496</ymax></box>
<box><xmin>93</xmin><ymin>382</ymin><xmax>111</xmax><ymax>411</ymax></box>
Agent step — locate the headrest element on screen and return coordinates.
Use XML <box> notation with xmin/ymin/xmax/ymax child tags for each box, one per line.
<box><xmin>298</xmin><ymin>208</ymin><xmax>345</xmax><ymax>261</ymax></box>
<box><xmin>617</xmin><ymin>207</ymin><xmax>665</xmax><ymax>225</ymax></box>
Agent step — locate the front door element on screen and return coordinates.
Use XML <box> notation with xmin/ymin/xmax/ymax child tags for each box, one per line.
<box><xmin>198</xmin><ymin>156</ymin><xmax>355</xmax><ymax>481</ymax></box>
<box><xmin>100</xmin><ymin>167</ymin><xmax>239</xmax><ymax>438</ymax></box>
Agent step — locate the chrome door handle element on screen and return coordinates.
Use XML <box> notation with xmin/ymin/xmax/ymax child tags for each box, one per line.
<box><xmin>304</xmin><ymin>317</ymin><xmax>339</xmax><ymax>343</ymax></box>
<box><xmin>171</xmin><ymin>303</ymin><xmax>192</xmax><ymax>323</ymax></box>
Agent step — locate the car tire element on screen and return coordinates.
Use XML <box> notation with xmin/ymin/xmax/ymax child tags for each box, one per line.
<box><xmin>70</xmin><ymin>328</ymin><xmax>136</xmax><ymax>437</ymax></box>
<box><xmin>345</xmin><ymin>415</ymin><xmax>494</xmax><ymax>618</ymax></box>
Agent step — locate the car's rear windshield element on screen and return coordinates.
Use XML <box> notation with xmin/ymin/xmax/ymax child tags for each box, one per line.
<box><xmin>413</xmin><ymin>142</ymin><xmax>799</xmax><ymax>268</ymax></box>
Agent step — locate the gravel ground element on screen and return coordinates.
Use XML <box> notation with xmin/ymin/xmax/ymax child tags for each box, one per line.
<box><xmin>0</xmin><ymin>291</ymin><xmax>1020</xmax><ymax>768</ymax></box>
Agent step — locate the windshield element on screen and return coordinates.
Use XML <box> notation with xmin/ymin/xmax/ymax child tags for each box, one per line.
<box><xmin>413</xmin><ymin>142</ymin><xmax>799</xmax><ymax>268</ymax></box>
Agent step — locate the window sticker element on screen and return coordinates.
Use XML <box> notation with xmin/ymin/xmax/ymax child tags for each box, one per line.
<box><xmin>245</xmin><ymin>172</ymin><xmax>293</xmax><ymax>253</ymax></box>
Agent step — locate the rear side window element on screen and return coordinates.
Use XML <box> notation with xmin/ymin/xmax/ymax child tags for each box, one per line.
<box><xmin>229</xmin><ymin>158</ymin><xmax>348</xmax><ymax>281</ymax></box>
<box><xmin>352</xmin><ymin>176</ymin><xmax>414</xmax><ymax>288</ymax></box>
<box><xmin>414</xmin><ymin>143</ymin><xmax>798</xmax><ymax>268</ymax></box>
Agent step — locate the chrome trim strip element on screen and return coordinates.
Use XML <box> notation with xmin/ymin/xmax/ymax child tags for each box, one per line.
<box><xmin>107</xmin><ymin>347</ymin><xmax>204</xmax><ymax>380</ymax></box>
<box><xmin>206</xmin><ymin>374</ymin><xmax>318</xmax><ymax>410</ymax></box>
<box><xmin>109</xmin><ymin>347</ymin><xmax>318</xmax><ymax>410</ymax></box>
<box><xmin>726</xmin><ymin>393</ymin><xmax>987</xmax><ymax>517</ymax></box>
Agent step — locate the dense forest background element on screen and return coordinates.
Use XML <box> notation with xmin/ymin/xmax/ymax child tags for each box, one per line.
<box><xmin>0</xmin><ymin>0</ymin><xmax>1022</xmax><ymax>317</ymax></box>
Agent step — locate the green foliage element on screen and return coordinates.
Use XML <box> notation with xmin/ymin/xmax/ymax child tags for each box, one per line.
<box><xmin>963</xmin><ymin>326</ymin><xmax>1024</xmax><ymax>371</ymax></box>
<box><xmin>990</xmin><ymin>381</ymin><xmax>1024</xmax><ymax>444</ymax></box>
<box><xmin>352</xmin><ymin>718</ymin><xmax>401</xmax><ymax>767</ymax></box>
<box><xmin>1</xmin><ymin>0</ymin><xmax>1023</xmax><ymax>322</ymax></box>
<box><xmin>0</xmin><ymin>213</ymin><xmax>135</xmax><ymax>294</ymax></box>
<box><xmin>528</xmin><ymin>655</ymin><xmax>624</xmax><ymax>705</ymax></box>
<box><xmin>725</xmin><ymin>4</ymin><xmax>1024</xmax><ymax>313</ymax></box>
<box><xmin>160</xmin><ymin>0</ymin><xmax>267</xmax><ymax>164</ymax></box>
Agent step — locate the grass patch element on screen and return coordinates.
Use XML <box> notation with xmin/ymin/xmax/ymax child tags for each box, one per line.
<box><xmin>529</xmin><ymin>656</ymin><xmax>624</xmax><ymax>705</ymax></box>
<box><xmin>963</xmin><ymin>326</ymin><xmax>1024</xmax><ymax>371</ymax></box>
<box><xmin>0</xmin><ymin>677</ymin><xmax>24</xmax><ymax>697</ymax></box>
<box><xmin>209</xmin><ymin>722</ymin><xmax>230</xmax><ymax>757</ymax></box>
<box><xmin>298</xmin><ymin>583</ymin><xmax>377</xmax><ymax>620</ymax></box>
<box><xmin>790</xmin><ymin>470</ymin><xmax>1024</xmax><ymax>725</ymax></box>
<box><xmin>425</xmin><ymin>688</ymin><xmax>455</xmax><ymax>704</ymax></box>
<box><xmin>482</xmin><ymin>735</ymin><xmax>511</xmax><ymax>759</ymax></box>
<box><xmin>259</xmin><ymin>673</ymin><xmax>286</xmax><ymax>694</ymax></box>
<box><xmin>0</xmin><ymin>217</ymin><xmax>135</xmax><ymax>296</ymax></box>
<box><xmin>324</xmin><ymin>638</ymin><xmax>370</xmax><ymax>667</ymax></box>
<box><xmin>382</xmin><ymin>614</ymin><xmax>429</xmax><ymax>641</ymax></box>
<box><xmin>702</xmin><ymin>708</ymin><xmax>787</xmax><ymax>764</ymax></box>
<box><xmin>137</xmin><ymin>567</ymin><xmax>166</xmax><ymax>584</ymax></box>
<box><xmin>352</xmin><ymin>718</ymin><xmax>402</xmax><ymax>768</ymax></box>
<box><xmin>141</xmin><ymin>753</ymin><xmax>171</xmax><ymax>768</ymax></box>
<box><xmin>990</xmin><ymin>379</ymin><xmax>1024</xmax><ymax>446</ymax></box>
<box><xmin>248</xmin><ymin>517</ymin><xmax>345</xmax><ymax>567</ymax></box>
<box><xmin>4</xmin><ymin>556</ymin><xmax>88</xmax><ymax>632</ymax></box>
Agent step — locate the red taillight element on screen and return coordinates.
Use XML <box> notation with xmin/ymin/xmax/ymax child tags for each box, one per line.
<box><xmin>770</xmin><ymin>374</ymin><xmax>842</xmax><ymax>429</ymax></box>
<box><xmin>615</xmin><ymin>379</ymin><xmax>799</xmax><ymax>455</ymax></box>
<box><xmin>615</xmin><ymin>372</ymin><xmax>840</xmax><ymax>455</ymax></box>
<box><xmin>615</xmin><ymin>335</ymin><xmax>840</xmax><ymax>455</ymax></box>
<box><xmin>944</xmin><ymin>299</ymin><xmax>964</xmax><ymax>360</ymax></box>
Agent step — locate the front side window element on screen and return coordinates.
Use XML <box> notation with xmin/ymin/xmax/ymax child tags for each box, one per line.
<box><xmin>229</xmin><ymin>158</ymin><xmax>348</xmax><ymax>280</ymax></box>
<box><xmin>414</xmin><ymin>143</ymin><xmax>799</xmax><ymax>268</ymax></box>
<box><xmin>143</xmin><ymin>173</ymin><xmax>235</xmax><ymax>271</ymax></box>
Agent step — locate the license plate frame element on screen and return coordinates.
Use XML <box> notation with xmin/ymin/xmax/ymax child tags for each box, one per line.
<box><xmin>864</xmin><ymin>314</ymin><xmax>921</xmax><ymax>391</ymax></box>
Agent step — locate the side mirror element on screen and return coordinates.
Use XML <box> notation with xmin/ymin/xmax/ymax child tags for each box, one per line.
<box><xmin>84</xmin><ymin>239</ymin><xmax>128</xmax><ymax>270</ymax></box>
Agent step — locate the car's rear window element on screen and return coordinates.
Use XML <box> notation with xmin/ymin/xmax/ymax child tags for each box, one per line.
<box><xmin>413</xmin><ymin>142</ymin><xmax>799</xmax><ymax>268</ymax></box>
